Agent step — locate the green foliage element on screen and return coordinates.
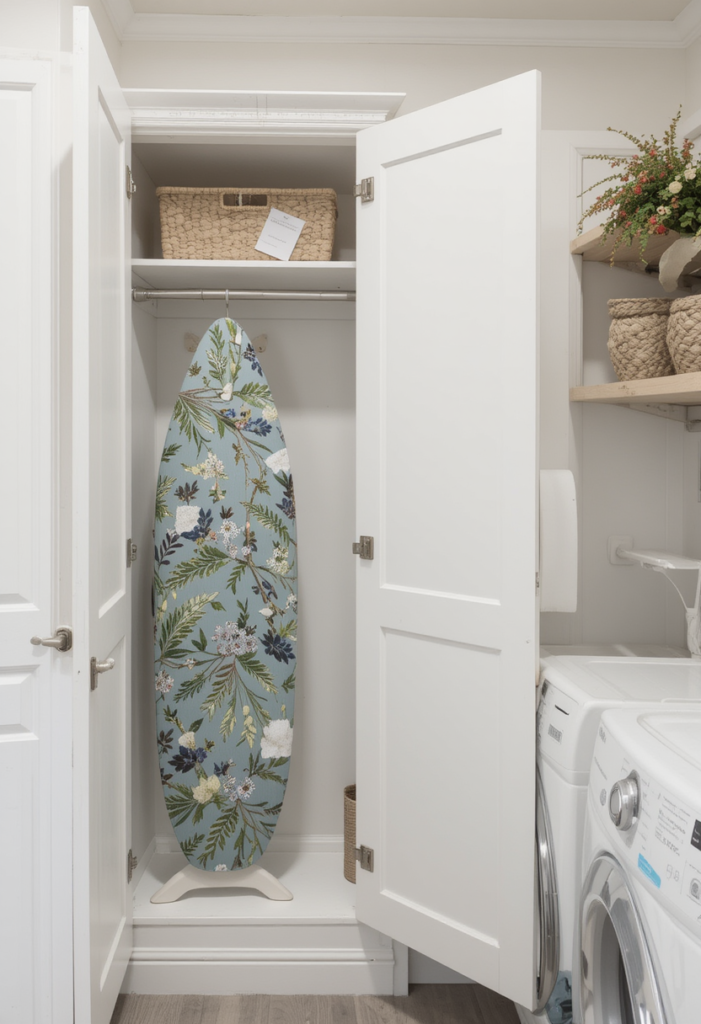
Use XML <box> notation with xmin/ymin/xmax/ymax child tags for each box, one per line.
<box><xmin>242</xmin><ymin>501</ymin><xmax>290</xmax><ymax>546</ymax></box>
<box><xmin>235</xmin><ymin>381</ymin><xmax>273</xmax><ymax>408</ymax></box>
<box><xmin>174</xmin><ymin>673</ymin><xmax>208</xmax><ymax>701</ymax></box>
<box><xmin>237</xmin><ymin>653</ymin><xmax>276</xmax><ymax>693</ymax></box>
<box><xmin>165</xmin><ymin>784</ymin><xmax>198</xmax><ymax>827</ymax></box>
<box><xmin>161</xmin><ymin>443</ymin><xmax>182</xmax><ymax>463</ymax></box>
<box><xmin>197</xmin><ymin>805</ymin><xmax>240</xmax><ymax>868</ymax></box>
<box><xmin>155</xmin><ymin>476</ymin><xmax>176</xmax><ymax>521</ymax></box>
<box><xmin>180</xmin><ymin>833</ymin><xmax>205</xmax><ymax>857</ymax></box>
<box><xmin>173</xmin><ymin>396</ymin><xmax>214</xmax><ymax>453</ymax></box>
<box><xmin>165</xmin><ymin>545</ymin><xmax>231</xmax><ymax>589</ymax></box>
<box><xmin>579</xmin><ymin>109</ymin><xmax>701</xmax><ymax>260</ymax></box>
<box><xmin>158</xmin><ymin>593</ymin><xmax>218</xmax><ymax>660</ymax></box>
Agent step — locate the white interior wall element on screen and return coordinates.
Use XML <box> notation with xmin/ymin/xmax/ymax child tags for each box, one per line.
<box><xmin>118</xmin><ymin>40</ymin><xmax>686</xmax><ymax>135</ymax></box>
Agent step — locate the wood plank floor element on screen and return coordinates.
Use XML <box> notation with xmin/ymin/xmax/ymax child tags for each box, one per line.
<box><xmin>111</xmin><ymin>985</ymin><xmax>520</xmax><ymax>1024</ymax></box>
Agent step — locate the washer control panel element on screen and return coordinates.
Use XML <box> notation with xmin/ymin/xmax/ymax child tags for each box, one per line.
<box><xmin>589</xmin><ymin>718</ymin><xmax>701</xmax><ymax>938</ymax></box>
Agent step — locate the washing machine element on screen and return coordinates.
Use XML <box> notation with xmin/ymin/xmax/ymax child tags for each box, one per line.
<box><xmin>578</xmin><ymin>707</ymin><xmax>701</xmax><ymax>1024</ymax></box>
<box><xmin>521</xmin><ymin>653</ymin><xmax>701</xmax><ymax>1024</ymax></box>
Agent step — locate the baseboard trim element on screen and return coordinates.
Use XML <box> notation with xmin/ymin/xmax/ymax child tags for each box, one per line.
<box><xmin>122</xmin><ymin>953</ymin><xmax>396</xmax><ymax>995</ymax></box>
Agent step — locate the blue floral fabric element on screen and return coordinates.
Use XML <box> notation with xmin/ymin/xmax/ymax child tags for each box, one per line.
<box><xmin>153</xmin><ymin>318</ymin><xmax>297</xmax><ymax>871</ymax></box>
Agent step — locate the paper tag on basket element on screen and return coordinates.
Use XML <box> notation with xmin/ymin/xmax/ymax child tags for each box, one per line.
<box><xmin>254</xmin><ymin>207</ymin><xmax>306</xmax><ymax>261</ymax></box>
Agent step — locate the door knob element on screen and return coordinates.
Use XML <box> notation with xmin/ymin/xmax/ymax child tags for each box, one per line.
<box><xmin>30</xmin><ymin>626</ymin><xmax>73</xmax><ymax>653</ymax></box>
<box><xmin>90</xmin><ymin>656</ymin><xmax>115</xmax><ymax>691</ymax></box>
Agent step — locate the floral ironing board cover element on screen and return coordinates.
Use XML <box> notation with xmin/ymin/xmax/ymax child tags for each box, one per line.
<box><xmin>153</xmin><ymin>318</ymin><xmax>297</xmax><ymax>871</ymax></box>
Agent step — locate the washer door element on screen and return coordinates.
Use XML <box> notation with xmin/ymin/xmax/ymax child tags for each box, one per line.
<box><xmin>535</xmin><ymin>767</ymin><xmax>560</xmax><ymax>1012</ymax></box>
<box><xmin>579</xmin><ymin>854</ymin><xmax>669</xmax><ymax>1024</ymax></box>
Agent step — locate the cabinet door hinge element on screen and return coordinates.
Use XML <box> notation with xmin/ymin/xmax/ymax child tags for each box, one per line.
<box><xmin>126</xmin><ymin>538</ymin><xmax>138</xmax><ymax>568</ymax></box>
<box><xmin>126</xmin><ymin>165</ymin><xmax>137</xmax><ymax>200</ymax></box>
<box><xmin>127</xmin><ymin>849</ymin><xmax>138</xmax><ymax>884</ymax></box>
<box><xmin>353</xmin><ymin>177</ymin><xmax>374</xmax><ymax>203</ymax></box>
<box><xmin>355</xmin><ymin>845</ymin><xmax>374</xmax><ymax>872</ymax></box>
<box><xmin>535</xmin><ymin>571</ymin><xmax>540</xmax><ymax>594</ymax></box>
<box><xmin>352</xmin><ymin>536</ymin><xmax>374</xmax><ymax>560</ymax></box>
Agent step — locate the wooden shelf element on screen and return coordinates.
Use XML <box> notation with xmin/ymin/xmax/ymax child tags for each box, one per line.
<box><xmin>570</xmin><ymin>372</ymin><xmax>701</xmax><ymax>406</ymax></box>
<box><xmin>570</xmin><ymin>223</ymin><xmax>687</xmax><ymax>271</ymax></box>
<box><xmin>132</xmin><ymin>258</ymin><xmax>356</xmax><ymax>292</ymax></box>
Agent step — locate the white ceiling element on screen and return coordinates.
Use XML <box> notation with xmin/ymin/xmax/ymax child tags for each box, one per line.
<box><xmin>129</xmin><ymin>0</ymin><xmax>690</xmax><ymax>20</ymax></box>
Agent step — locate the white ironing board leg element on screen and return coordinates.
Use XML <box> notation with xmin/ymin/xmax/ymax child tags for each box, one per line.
<box><xmin>150</xmin><ymin>863</ymin><xmax>293</xmax><ymax>904</ymax></box>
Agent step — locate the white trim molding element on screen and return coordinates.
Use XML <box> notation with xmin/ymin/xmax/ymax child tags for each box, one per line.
<box><xmin>125</xmin><ymin>88</ymin><xmax>404</xmax><ymax>139</ymax></box>
<box><xmin>105</xmin><ymin>3</ymin><xmax>701</xmax><ymax>48</ymax></box>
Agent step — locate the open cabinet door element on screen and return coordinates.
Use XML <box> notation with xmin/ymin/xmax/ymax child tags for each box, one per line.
<box><xmin>72</xmin><ymin>9</ymin><xmax>133</xmax><ymax>1023</ymax></box>
<box><xmin>355</xmin><ymin>71</ymin><xmax>540</xmax><ymax>1008</ymax></box>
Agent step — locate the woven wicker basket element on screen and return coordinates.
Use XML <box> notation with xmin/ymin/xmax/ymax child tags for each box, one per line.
<box><xmin>343</xmin><ymin>784</ymin><xmax>357</xmax><ymax>884</ymax></box>
<box><xmin>667</xmin><ymin>295</ymin><xmax>701</xmax><ymax>373</ymax></box>
<box><xmin>607</xmin><ymin>298</ymin><xmax>674</xmax><ymax>381</ymax></box>
<box><xmin>156</xmin><ymin>187</ymin><xmax>337</xmax><ymax>261</ymax></box>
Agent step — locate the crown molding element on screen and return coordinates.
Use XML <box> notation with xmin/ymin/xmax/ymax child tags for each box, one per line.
<box><xmin>106</xmin><ymin>3</ymin><xmax>701</xmax><ymax>48</ymax></box>
<box><xmin>124</xmin><ymin>88</ymin><xmax>405</xmax><ymax>138</ymax></box>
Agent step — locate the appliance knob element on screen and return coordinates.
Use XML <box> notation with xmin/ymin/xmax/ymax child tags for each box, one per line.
<box><xmin>609</xmin><ymin>772</ymin><xmax>640</xmax><ymax>831</ymax></box>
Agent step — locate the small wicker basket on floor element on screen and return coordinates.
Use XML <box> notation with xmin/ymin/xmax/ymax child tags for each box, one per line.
<box><xmin>667</xmin><ymin>295</ymin><xmax>701</xmax><ymax>373</ymax></box>
<box><xmin>607</xmin><ymin>297</ymin><xmax>674</xmax><ymax>381</ymax></box>
<box><xmin>343</xmin><ymin>784</ymin><xmax>357</xmax><ymax>884</ymax></box>
<box><xmin>156</xmin><ymin>186</ymin><xmax>337</xmax><ymax>261</ymax></box>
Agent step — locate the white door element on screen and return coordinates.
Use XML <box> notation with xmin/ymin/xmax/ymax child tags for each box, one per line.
<box><xmin>354</xmin><ymin>71</ymin><xmax>540</xmax><ymax>1008</ymax></box>
<box><xmin>0</xmin><ymin>55</ymin><xmax>73</xmax><ymax>1024</ymax></box>
<box><xmin>72</xmin><ymin>9</ymin><xmax>133</xmax><ymax>1023</ymax></box>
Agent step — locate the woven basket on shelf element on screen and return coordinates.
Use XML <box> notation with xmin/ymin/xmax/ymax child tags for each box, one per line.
<box><xmin>667</xmin><ymin>295</ymin><xmax>701</xmax><ymax>373</ymax></box>
<box><xmin>606</xmin><ymin>298</ymin><xmax>674</xmax><ymax>381</ymax></box>
<box><xmin>156</xmin><ymin>186</ymin><xmax>337</xmax><ymax>261</ymax></box>
<box><xmin>343</xmin><ymin>784</ymin><xmax>357</xmax><ymax>884</ymax></box>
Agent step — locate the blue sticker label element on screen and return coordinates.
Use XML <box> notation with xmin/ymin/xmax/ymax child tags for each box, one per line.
<box><xmin>638</xmin><ymin>854</ymin><xmax>661</xmax><ymax>888</ymax></box>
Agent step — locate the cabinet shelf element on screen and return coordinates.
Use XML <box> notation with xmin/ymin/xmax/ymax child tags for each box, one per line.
<box><xmin>132</xmin><ymin>258</ymin><xmax>356</xmax><ymax>293</ymax></box>
<box><xmin>570</xmin><ymin>372</ymin><xmax>701</xmax><ymax>406</ymax></box>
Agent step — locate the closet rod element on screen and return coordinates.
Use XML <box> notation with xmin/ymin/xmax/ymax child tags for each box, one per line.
<box><xmin>132</xmin><ymin>288</ymin><xmax>356</xmax><ymax>302</ymax></box>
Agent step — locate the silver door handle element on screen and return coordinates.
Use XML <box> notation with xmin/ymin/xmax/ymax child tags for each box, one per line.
<box><xmin>30</xmin><ymin>626</ymin><xmax>73</xmax><ymax>653</ymax></box>
<box><xmin>90</xmin><ymin>656</ymin><xmax>115</xmax><ymax>691</ymax></box>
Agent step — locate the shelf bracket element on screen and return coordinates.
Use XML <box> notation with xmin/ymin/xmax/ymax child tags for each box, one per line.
<box><xmin>686</xmin><ymin>406</ymin><xmax>701</xmax><ymax>432</ymax></box>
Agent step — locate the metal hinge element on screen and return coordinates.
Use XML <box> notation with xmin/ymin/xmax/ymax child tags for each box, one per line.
<box><xmin>126</xmin><ymin>165</ymin><xmax>137</xmax><ymax>200</ymax></box>
<box><xmin>355</xmin><ymin>845</ymin><xmax>374</xmax><ymax>872</ymax></box>
<box><xmin>352</xmin><ymin>536</ymin><xmax>374</xmax><ymax>560</ymax></box>
<box><xmin>536</xmin><ymin>571</ymin><xmax>540</xmax><ymax>594</ymax></box>
<box><xmin>126</xmin><ymin>538</ymin><xmax>138</xmax><ymax>568</ymax></box>
<box><xmin>353</xmin><ymin>177</ymin><xmax>374</xmax><ymax>203</ymax></box>
<box><xmin>127</xmin><ymin>849</ymin><xmax>138</xmax><ymax>884</ymax></box>
<box><xmin>356</xmin><ymin>843</ymin><xmax>372</xmax><ymax>868</ymax></box>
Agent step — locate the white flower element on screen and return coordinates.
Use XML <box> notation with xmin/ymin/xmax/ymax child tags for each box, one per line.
<box><xmin>175</xmin><ymin>505</ymin><xmax>201</xmax><ymax>534</ymax></box>
<box><xmin>265</xmin><ymin>448</ymin><xmax>290</xmax><ymax>475</ymax></box>
<box><xmin>201</xmin><ymin>451</ymin><xmax>226</xmax><ymax>480</ymax></box>
<box><xmin>266</xmin><ymin>546</ymin><xmax>290</xmax><ymax>576</ymax></box>
<box><xmin>259</xmin><ymin>607</ymin><xmax>274</xmax><ymax>619</ymax></box>
<box><xmin>260</xmin><ymin>719</ymin><xmax>293</xmax><ymax>758</ymax></box>
<box><xmin>285</xmin><ymin>594</ymin><xmax>297</xmax><ymax>611</ymax></box>
<box><xmin>220</xmin><ymin>520</ymin><xmax>241</xmax><ymax>541</ymax></box>
<box><xmin>669</xmin><ymin>180</ymin><xmax>683</xmax><ymax>194</ymax></box>
<box><xmin>178</xmin><ymin>731</ymin><xmax>196</xmax><ymax>750</ymax></box>
<box><xmin>237</xmin><ymin>778</ymin><xmax>255</xmax><ymax>800</ymax></box>
<box><xmin>220</xmin><ymin>383</ymin><xmax>233</xmax><ymax>401</ymax></box>
<box><xmin>215</xmin><ymin>864</ymin><xmax>228</xmax><ymax>871</ymax></box>
<box><xmin>262</xmin><ymin>405</ymin><xmax>278</xmax><ymax>422</ymax></box>
<box><xmin>684</xmin><ymin>167</ymin><xmax>697</xmax><ymax>181</ymax></box>
<box><xmin>240</xmin><ymin>545</ymin><xmax>251</xmax><ymax>558</ymax></box>
<box><xmin>155</xmin><ymin>670</ymin><xmax>174</xmax><ymax>694</ymax></box>
<box><xmin>212</xmin><ymin>622</ymin><xmax>258</xmax><ymax>656</ymax></box>
<box><xmin>192</xmin><ymin>775</ymin><xmax>221</xmax><ymax>804</ymax></box>
<box><xmin>185</xmin><ymin>658</ymin><xmax>196</xmax><ymax>669</ymax></box>
<box><xmin>657</xmin><ymin>205</ymin><xmax>670</xmax><ymax>215</ymax></box>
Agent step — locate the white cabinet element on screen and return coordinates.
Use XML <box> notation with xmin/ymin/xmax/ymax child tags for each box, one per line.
<box><xmin>3</xmin><ymin>10</ymin><xmax>542</xmax><ymax>1022</ymax></box>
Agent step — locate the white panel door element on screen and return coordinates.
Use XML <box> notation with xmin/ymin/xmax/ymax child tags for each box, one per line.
<box><xmin>72</xmin><ymin>9</ymin><xmax>133</xmax><ymax>1023</ymax></box>
<box><xmin>0</xmin><ymin>56</ymin><xmax>73</xmax><ymax>1024</ymax></box>
<box><xmin>355</xmin><ymin>72</ymin><xmax>540</xmax><ymax>1007</ymax></box>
